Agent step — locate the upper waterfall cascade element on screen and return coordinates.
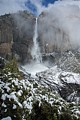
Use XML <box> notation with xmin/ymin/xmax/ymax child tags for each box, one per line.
<box><xmin>31</xmin><ymin>18</ymin><xmax>42</xmax><ymax>63</ymax></box>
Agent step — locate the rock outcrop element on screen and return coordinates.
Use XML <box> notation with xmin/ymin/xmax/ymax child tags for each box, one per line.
<box><xmin>36</xmin><ymin>66</ymin><xmax>80</xmax><ymax>103</ymax></box>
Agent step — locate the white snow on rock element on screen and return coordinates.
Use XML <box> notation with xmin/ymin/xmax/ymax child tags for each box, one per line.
<box><xmin>60</xmin><ymin>72</ymin><xmax>80</xmax><ymax>84</ymax></box>
<box><xmin>36</xmin><ymin>65</ymin><xmax>80</xmax><ymax>86</ymax></box>
<box><xmin>1</xmin><ymin>116</ymin><xmax>12</xmax><ymax>120</ymax></box>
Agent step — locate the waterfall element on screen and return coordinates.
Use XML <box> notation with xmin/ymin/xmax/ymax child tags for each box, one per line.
<box><xmin>31</xmin><ymin>18</ymin><xmax>42</xmax><ymax>63</ymax></box>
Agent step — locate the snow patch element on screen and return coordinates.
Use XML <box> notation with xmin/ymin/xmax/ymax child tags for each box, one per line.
<box><xmin>1</xmin><ymin>116</ymin><xmax>12</xmax><ymax>120</ymax></box>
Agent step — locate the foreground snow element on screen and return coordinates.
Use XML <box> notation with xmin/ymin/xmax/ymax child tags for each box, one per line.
<box><xmin>1</xmin><ymin>63</ymin><xmax>80</xmax><ymax>119</ymax></box>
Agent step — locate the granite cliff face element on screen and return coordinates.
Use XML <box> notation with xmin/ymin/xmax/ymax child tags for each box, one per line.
<box><xmin>0</xmin><ymin>11</ymin><xmax>35</xmax><ymax>63</ymax></box>
<box><xmin>0</xmin><ymin>14</ymin><xmax>13</xmax><ymax>59</ymax></box>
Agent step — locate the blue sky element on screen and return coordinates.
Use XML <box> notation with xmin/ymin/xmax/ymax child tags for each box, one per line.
<box><xmin>42</xmin><ymin>0</ymin><xmax>58</xmax><ymax>7</ymax></box>
<box><xmin>25</xmin><ymin>1</ymin><xmax>37</xmax><ymax>15</ymax></box>
<box><xmin>25</xmin><ymin>0</ymin><xmax>58</xmax><ymax>15</ymax></box>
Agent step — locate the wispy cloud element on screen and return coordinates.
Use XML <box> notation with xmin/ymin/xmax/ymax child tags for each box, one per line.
<box><xmin>0</xmin><ymin>0</ymin><xmax>45</xmax><ymax>15</ymax></box>
<box><xmin>0</xmin><ymin>0</ymin><xmax>27</xmax><ymax>15</ymax></box>
<box><xmin>38</xmin><ymin>1</ymin><xmax>80</xmax><ymax>52</ymax></box>
<box><xmin>0</xmin><ymin>0</ymin><xmax>50</xmax><ymax>16</ymax></box>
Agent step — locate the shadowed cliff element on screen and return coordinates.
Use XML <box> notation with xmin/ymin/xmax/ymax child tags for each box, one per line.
<box><xmin>0</xmin><ymin>11</ymin><xmax>35</xmax><ymax>63</ymax></box>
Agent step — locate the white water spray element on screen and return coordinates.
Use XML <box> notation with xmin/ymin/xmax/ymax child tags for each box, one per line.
<box><xmin>31</xmin><ymin>18</ymin><xmax>42</xmax><ymax>63</ymax></box>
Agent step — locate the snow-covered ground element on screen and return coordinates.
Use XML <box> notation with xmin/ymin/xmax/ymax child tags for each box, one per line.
<box><xmin>21</xmin><ymin>62</ymin><xmax>80</xmax><ymax>86</ymax></box>
<box><xmin>1</xmin><ymin>64</ymin><xmax>80</xmax><ymax>119</ymax></box>
<box><xmin>0</xmin><ymin>66</ymin><xmax>66</xmax><ymax>120</ymax></box>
